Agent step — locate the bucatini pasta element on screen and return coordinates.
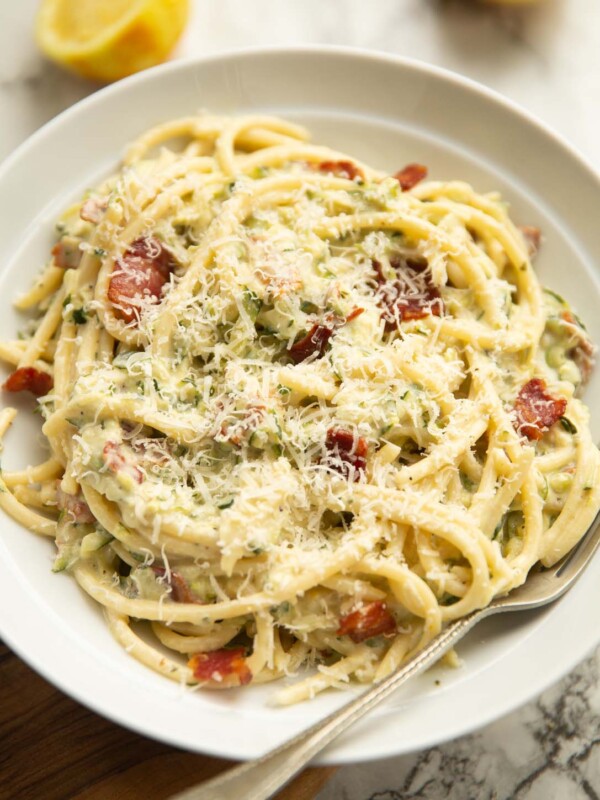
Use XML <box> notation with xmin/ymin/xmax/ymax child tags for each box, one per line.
<box><xmin>1</xmin><ymin>114</ymin><xmax>598</xmax><ymax>704</ymax></box>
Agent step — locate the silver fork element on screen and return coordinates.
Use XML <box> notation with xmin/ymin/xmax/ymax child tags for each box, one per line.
<box><xmin>170</xmin><ymin>511</ymin><xmax>600</xmax><ymax>800</ymax></box>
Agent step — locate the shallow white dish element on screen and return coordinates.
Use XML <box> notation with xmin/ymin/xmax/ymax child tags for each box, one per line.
<box><xmin>0</xmin><ymin>46</ymin><xmax>599</xmax><ymax>765</ymax></box>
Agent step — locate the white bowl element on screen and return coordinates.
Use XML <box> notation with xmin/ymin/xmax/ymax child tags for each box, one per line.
<box><xmin>0</xmin><ymin>46</ymin><xmax>599</xmax><ymax>764</ymax></box>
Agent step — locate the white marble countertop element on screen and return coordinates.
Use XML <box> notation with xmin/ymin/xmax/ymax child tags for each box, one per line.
<box><xmin>1</xmin><ymin>1</ymin><xmax>599</xmax><ymax>798</ymax></box>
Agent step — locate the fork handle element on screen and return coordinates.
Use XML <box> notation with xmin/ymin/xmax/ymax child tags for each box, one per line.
<box><xmin>170</xmin><ymin>607</ymin><xmax>489</xmax><ymax>800</ymax></box>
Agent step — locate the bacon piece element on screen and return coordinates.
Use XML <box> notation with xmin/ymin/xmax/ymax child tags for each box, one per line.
<box><xmin>152</xmin><ymin>566</ymin><xmax>198</xmax><ymax>604</ymax></box>
<box><xmin>108</xmin><ymin>236</ymin><xmax>176</xmax><ymax>324</ymax></box>
<box><xmin>56</xmin><ymin>486</ymin><xmax>95</xmax><ymax>524</ymax></box>
<box><xmin>374</xmin><ymin>257</ymin><xmax>443</xmax><ymax>331</ymax></box>
<box><xmin>80</xmin><ymin>198</ymin><xmax>107</xmax><ymax>224</ymax></box>
<box><xmin>317</xmin><ymin>160</ymin><xmax>364</xmax><ymax>181</ymax></box>
<box><xmin>393</xmin><ymin>163</ymin><xmax>428</xmax><ymax>191</ymax></box>
<box><xmin>561</xmin><ymin>311</ymin><xmax>595</xmax><ymax>387</ymax></box>
<box><xmin>52</xmin><ymin>237</ymin><xmax>83</xmax><ymax>269</ymax></box>
<box><xmin>337</xmin><ymin>601</ymin><xmax>396</xmax><ymax>643</ymax></box>
<box><xmin>102</xmin><ymin>441</ymin><xmax>144</xmax><ymax>484</ymax></box>
<box><xmin>519</xmin><ymin>225</ymin><xmax>542</xmax><ymax>259</ymax></box>
<box><xmin>289</xmin><ymin>308</ymin><xmax>365</xmax><ymax>364</ymax></box>
<box><xmin>324</xmin><ymin>427</ymin><xmax>368</xmax><ymax>480</ymax></box>
<box><xmin>513</xmin><ymin>378</ymin><xmax>567</xmax><ymax>441</ymax></box>
<box><xmin>3</xmin><ymin>366</ymin><xmax>53</xmax><ymax>397</ymax></box>
<box><xmin>289</xmin><ymin>323</ymin><xmax>333</xmax><ymax>364</ymax></box>
<box><xmin>188</xmin><ymin>647</ymin><xmax>252</xmax><ymax>686</ymax></box>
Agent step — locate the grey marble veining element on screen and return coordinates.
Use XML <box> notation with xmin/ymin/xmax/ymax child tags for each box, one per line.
<box><xmin>0</xmin><ymin>2</ymin><xmax>599</xmax><ymax>798</ymax></box>
<box><xmin>318</xmin><ymin>649</ymin><xmax>600</xmax><ymax>799</ymax></box>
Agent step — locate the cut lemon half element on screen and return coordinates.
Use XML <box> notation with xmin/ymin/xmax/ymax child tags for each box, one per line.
<box><xmin>35</xmin><ymin>0</ymin><xmax>190</xmax><ymax>83</ymax></box>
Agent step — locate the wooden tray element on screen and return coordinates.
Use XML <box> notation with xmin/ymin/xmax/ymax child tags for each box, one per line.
<box><xmin>0</xmin><ymin>642</ymin><xmax>335</xmax><ymax>800</ymax></box>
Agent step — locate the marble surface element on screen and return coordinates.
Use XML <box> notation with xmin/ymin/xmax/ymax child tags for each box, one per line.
<box><xmin>1</xmin><ymin>1</ymin><xmax>599</xmax><ymax>798</ymax></box>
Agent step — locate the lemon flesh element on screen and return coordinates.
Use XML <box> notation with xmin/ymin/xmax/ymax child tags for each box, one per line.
<box><xmin>36</xmin><ymin>0</ymin><xmax>190</xmax><ymax>83</ymax></box>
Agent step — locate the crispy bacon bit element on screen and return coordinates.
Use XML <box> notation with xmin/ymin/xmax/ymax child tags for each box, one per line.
<box><xmin>3</xmin><ymin>366</ymin><xmax>53</xmax><ymax>397</ymax></box>
<box><xmin>289</xmin><ymin>308</ymin><xmax>365</xmax><ymax>364</ymax></box>
<box><xmin>344</xmin><ymin>307</ymin><xmax>365</xmax><ymax>324</ymax></box>
<box><xmin>152</xmin><ymin>566</ymin><xmax>198</xmax><ymax>604</ymax></box>
<box><xmin>188</xmin><ymin>647</ymin><xmax>252</xmax><ymax>686</ymax></box>
<box><xmin>324</xmin><ymin>427</ymin><xmax>368</xmax><ymax>480</ymax></box>
<box><xmin>80</xmin><ymin>198</ymin><xmax>107</xmax><ymax>224</ymax></box>
<box><xmin>374</xmin><ymin>257</ymin><xmax>443</xmax><ymax>331</ymax></box>
<box><xmin>337</xmin><ymin>601</ymin><xmax>396</xmax><ymax>643</ymax></box>
<box><xmin>52</xmin><ymin>237</ymin><xmax>83</xmax><ymax>269</ymax></box>
<box><xmin>289</xmin><ymin>323</ymin><xmax>333</xmax><ymax>364</ymax></box>
<box><xmin>514</xmin><ymin>378</ymin><xmax>567</xmax><ymax>441</ymax></box>
<box><xmin>108</xmin><ymin>236</ymin><xmax>176</xmax><ymax>324</ymax></box>
<box><xmin>519</xmin><ymin>225</ymin><xmax>542</xmax><ymax>259</ymax></box>
<box><xmin>393</xmin><ymin>163</ymin><xmax>428</xmax><ymax>191</ymax></box>
<box><xmin>56</xmin><ymin>486</ymin><xmax>95</xmax><ymax>524</ymax></box>
<box><xmin>561</xmin><ymin>311</ymin><xmax>595</xmax><ymax>386</ymax></box>
<box><xmin>317</xmin><ymin>160</ymin><xmax>364</xmax><ymax>181</ymax></box>
<box><xmin>102</xmin><ymin>441</ymin><xmax>144</xmax><ymax>484</ymax></box>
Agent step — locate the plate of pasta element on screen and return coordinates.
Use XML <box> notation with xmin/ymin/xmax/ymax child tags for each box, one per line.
<box><xmin>0</xmin><ymin>47</ymin><xmax>599</xmax><ymax>763</ymax></box>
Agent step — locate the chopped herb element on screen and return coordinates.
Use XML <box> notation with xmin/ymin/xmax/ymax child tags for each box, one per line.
<box><xmin>217</xmin><ymin>499</ymin><xmax>234</xmax><ymax>510</ymax></box>
<box><xmin>71</xmin><ymin>308</ymin><xmax>87</xmax><ymax>325</ymax></box>
<box><xmin>506</xmin><ymin>510</ymin><xmax>524</xmax><ymax>539</ymax></box>
<box><xmin>94</xmin><ymin>247</ymin><xmax>107</xmax><ymax>257</ymax></box>
<box><xmin>153</xmin><ymin>378</ymin><xmax>160</xmax><ymax>393</ymax></box>
<box><xmin>459</xmin><ymin>472</ymin><xmax>475</xmax><ymax>491</ymax></box>
<box><xmin>440</xmin><ymin>593</ymin><xmax>460</xmax><ymax>606</ymax></box>
<box><xmin>62</xmin><ymin>294</ymin><xmax>72</xmax><ymax>308</ymax></box>
<box><xmin>277</xmin><ymin>384</ymin><xmax>291</xmax><ymax>396</ymax></box>
<box><xmin>300</xmin><ymin>300</ymin><xmax>320</xmax><ymax>314</ymax></box>
<box><xmin>492</xmin><ymin>514</ymin><xmax>506</xmax><ymax>542</ymax></box>
<box><xmin>559</xmin><ymin>416</ymin><xmax>577</xmax><ymax>434</ymax></box>
<box><xmin>242</xmin><ymin>287</ymin><xmax>262</xmax><ymax>320</ymax></box>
